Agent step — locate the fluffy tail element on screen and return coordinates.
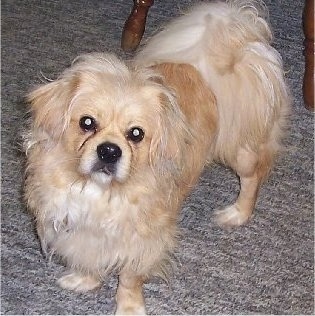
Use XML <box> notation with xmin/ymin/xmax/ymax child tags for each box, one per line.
<box><xmin>135</xmin><ymin>0</ymin><xmax>290</xmax><ymax>162</ymax></box>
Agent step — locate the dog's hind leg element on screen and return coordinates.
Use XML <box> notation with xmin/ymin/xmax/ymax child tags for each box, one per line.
<box><xmin>215</xmin><ymin>145</ymin><xmax>272</xmax><ymax>228</ymax></box>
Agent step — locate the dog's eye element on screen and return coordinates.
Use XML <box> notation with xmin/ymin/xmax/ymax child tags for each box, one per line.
<box><xmin>127</xmin><ymin>127</ymin><xmax>145</xmax><ymax>143</ymax></box>
<box><xmin>79</xmin><ymin>116</ymin><xmax>97</xmax><ymax>132</ymax></box>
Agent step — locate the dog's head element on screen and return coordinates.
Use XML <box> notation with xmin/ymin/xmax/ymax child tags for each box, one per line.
<box><xmin>27</xmin><ymin>53</ymin><xmax>190</xmax><ymax>186</ymax></box>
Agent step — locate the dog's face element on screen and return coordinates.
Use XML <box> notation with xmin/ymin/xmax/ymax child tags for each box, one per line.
<box><xmin>27</xmin><ymin>54</ymin><xmax>188</xmax><ymax>186</ymax></box>
<box><xmin>66</xmin><ymin>72</ymin><xmax>162</xmax><ymax>186</ymax></box>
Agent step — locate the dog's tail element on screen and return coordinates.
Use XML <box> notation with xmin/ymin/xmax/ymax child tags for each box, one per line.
<box><xmin>136</xmin><ymin>0</ymin><xmax>290</xmax><ymax>162</ymax></box>
<box><xmin>136</xmin><ymin>1</ymin><xmax>273</xmax><ymax>67</ymax></box>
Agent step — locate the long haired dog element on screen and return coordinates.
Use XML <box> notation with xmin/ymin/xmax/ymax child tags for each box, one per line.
<box><xmin>25</xmin><ymin>1</ymin><xmax>289</xmax><ymax>314</ymax></box>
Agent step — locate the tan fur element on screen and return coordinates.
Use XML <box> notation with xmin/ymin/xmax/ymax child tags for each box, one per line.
<box><xmin>24</xmin><ymin>1</ymin><xmax>290</xmax><ymax>314</ymax></box>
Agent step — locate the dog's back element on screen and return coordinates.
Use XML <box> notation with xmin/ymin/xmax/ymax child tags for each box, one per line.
<box><xmin>135</xmin><ymin>0</ymin><xmax>290</xmax><ymax>164</ymax></box>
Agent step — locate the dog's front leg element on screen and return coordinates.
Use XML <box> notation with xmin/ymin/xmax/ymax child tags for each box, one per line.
<box><xmin>57</xmin><ymin>271</ymin><xmax>101</xmax><ymax>292</ymax></box>
<box><xmin>115</xmin><ymin>272</ymin><xmax>146</xmax><ymax>315</ymax></box>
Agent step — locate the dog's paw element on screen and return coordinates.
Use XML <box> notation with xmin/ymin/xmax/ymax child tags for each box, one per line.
<box><xmin>215</xmin><ymin>204</ymin><xmax>250</xmax><ymax>228</ymax></box>
<box><xmin>57</xmin><ymin>272</ymin><xmax>101</xmax><ymax>292</ymax></box>
<box><xmin>115</xmin><ymin>304</ymin><xmax>146</xmax><ymax>315</ymax></box>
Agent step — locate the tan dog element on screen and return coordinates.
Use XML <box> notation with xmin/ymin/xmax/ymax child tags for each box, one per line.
<box><xmin>24</xmin><ymin>1</ymin><xmax>289</xmax><ymax>314</ymax></box>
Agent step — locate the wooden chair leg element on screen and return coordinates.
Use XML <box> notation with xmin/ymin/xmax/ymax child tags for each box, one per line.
<box><xmin>303</xmin><ymin>0</ymin><xmax>314</xmax><ymax>111</ymax></box>
<box><xmin>121</xmin><ymin>0</ymin><xmax>154</xmax><ymax>52</ymax></box>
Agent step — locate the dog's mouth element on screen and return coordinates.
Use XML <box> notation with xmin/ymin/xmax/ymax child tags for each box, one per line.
<box><xmin>91</xmin><ymin>161</ymin><xmax>117</xmax><ymax>176</ymax></box>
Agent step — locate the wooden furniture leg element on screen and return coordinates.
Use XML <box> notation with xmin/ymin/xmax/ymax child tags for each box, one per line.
<box><xmin>303</xmin><ymin>0</ymin><xmax>314</xmax><ymax>111</ymax></box>
<box><xmin>121</xmin><ymin>0</ymin><xmax>154</xmax><ymax>52</ymax></box>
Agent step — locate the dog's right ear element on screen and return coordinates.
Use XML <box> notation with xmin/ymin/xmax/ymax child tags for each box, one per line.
<box><xmin>27</xmin><ymin>77</ymin><xmax>78</xmax><ymax>140</ymax></box>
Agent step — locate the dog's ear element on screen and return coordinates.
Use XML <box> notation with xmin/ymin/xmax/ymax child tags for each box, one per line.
<box><xmin>149</xmin><ymin>88</ymin><xmax>192</xmax><ymax>177</ymax></box>
<box><xmin>27</xmin><ymin>77</ymin><xmax>78</xmax><ymax>140</ymax></box>
<box><xmin>147</xmin><ymin>62</ymin><xmax>217</xmax><ymax>178</ymax></box>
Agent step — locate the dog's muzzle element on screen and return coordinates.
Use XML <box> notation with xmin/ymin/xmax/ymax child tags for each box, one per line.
<box><xmin>92</xmin><ymin>142</ymin><xmax>122</xmax><ymax>175</ymax></box>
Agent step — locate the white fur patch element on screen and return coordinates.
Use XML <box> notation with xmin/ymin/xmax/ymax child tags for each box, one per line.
<box><xmin>215</xmin><ymin>204</ymin><xmax>250</xmax><ymax>228</ymax></box>
<box><xmin>57</xmin><ymin>271</ymin><xmax>101</xmax><ymax>292</ymax></box>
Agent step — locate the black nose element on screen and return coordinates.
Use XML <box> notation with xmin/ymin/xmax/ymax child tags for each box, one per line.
<box><xmin>97</xmin><ymin>142</ymin><xmax>122</xmax><ymax>164</ymax></box>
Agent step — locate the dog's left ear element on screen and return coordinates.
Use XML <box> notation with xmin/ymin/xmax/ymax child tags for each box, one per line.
<box><xmin>27</xmin><ymin>76</ymin><xmax>78</xmax><ymax>140</ymax></box>
<box><xmin>149</xmin><ymin>86</ymin><xmax>192</xmax><ymax>177</ymax></box>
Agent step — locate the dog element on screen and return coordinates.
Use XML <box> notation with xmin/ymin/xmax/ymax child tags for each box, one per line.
<box><xmin>24</xmin><ymin>0</ymin><xmax>289</xmax><ymax>314</ymax></box>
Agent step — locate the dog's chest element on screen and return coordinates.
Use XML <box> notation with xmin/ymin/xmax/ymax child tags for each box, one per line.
<box><xmin>42</xmin><ymin>181</ymin><xmax>169</xmax><ymax>274</ymax></box>
<box><xmin>48</xmin><ymin>181</ymin><xmax>138</xmax><ymax>233</ymax></box>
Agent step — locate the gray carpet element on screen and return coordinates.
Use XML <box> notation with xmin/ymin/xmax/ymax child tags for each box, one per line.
<box><xmin>1</xmin><ymin>0</ymin><xmax>314</xmax><ymax>314</ymax></box>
